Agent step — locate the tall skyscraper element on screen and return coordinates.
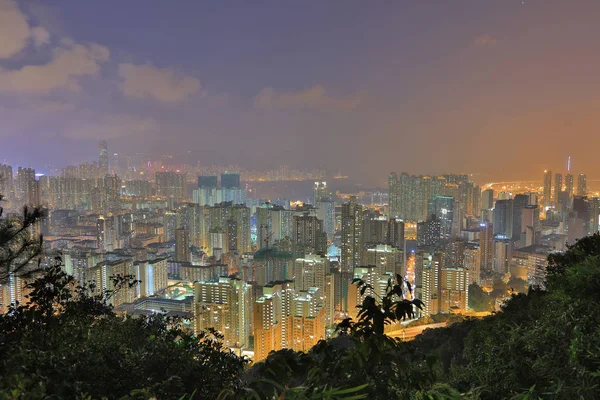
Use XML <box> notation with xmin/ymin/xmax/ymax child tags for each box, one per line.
<box><xmin>577</xmin><ymin>174</ymin><xmax>587</xmax><ymax>196</ymax></box>
<box><xmin>341</xmin><ymin>196</ymin><xmax>363</xmax><ymax>272</ymax></box>
<box><xmin>479</xmin><ymin>221</ymin><xmax>494</xmax><ymax>274</ymax></box>
<box><xmin>565</xmin><ymin>173</ymin><xmax>574</xmax><ymax>199</ymax></box>
<box><xmin>294</xmin><ymin>254</ymin><xmax>327</xmax><ymax>291</ymax></box>
<box><xmin>99</xmin><ymin>140</ymin><xmax>109</xmax><ymax>177</ymax></box>
<box><xmin>543</xmin><ymin>170</ymin><xmax>552</xmax><ymax>209</ymax></box>
<box><xmin>512</xmin><ymin>194</ymin><xmax>529</xmax><ymax>240</ymax></box>
<box><xmin>553</xmin><ymin>173</ymin><xmax>562</xmax><ymax>205</ymax></box>
<box><xmin>481</xmin><ymin>189</ymin><xmax>494</xmax><ymax>221</ymax></box>
<box><xmin>493</xmin><ymin>199</ymin><xmax>513</xmax><ymax>239</ymax></box>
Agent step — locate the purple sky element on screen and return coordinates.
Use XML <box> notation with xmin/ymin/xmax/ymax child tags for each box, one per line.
<box><xmin>1</xmin><ymin>0</ymin><xmax>599</xmax><ymax>185</ymax></box>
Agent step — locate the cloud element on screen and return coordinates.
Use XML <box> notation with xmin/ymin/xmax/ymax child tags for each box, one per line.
<box><xmin>254</xmin><ymin>85</ymin><xmax>364</xmax><ymax>111</ymax></box>
<box><xmin>473</xmin><ymin>34</ymin><xmax>498</xmax><ymax>47</ymax></box>
<box><xmin>118</xmin><ymin>63</ymin><xmax>201</xmax><ymax>103</ymax></box>
<box><xmin>31</xmin><ymin>26</ymin><xmax>50</xmax><ymax>47</ymax></box>
<box><xmin>0</xmin><ymin>40</ymin><xmax>110</xmax><ymax>94</ymax></box>
<box><xmin>0</xmin><ymin>0</ymin><xmax>31</xmax><ymax>58</ymax></box>
<box><xmin>63</xmin><ymin>114</ymin><xmax>159</xmax><ymax>140</ymax></box>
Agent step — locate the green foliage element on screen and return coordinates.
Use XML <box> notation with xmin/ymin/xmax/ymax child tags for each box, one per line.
<box><xmin>0</xmin><ymin>197</ymin><xmax>45</xmax><ymax>282</ymax></box>
<box><xmin>467</xmin><ymin>283</ymin><xmax>492</xmax><ymax>312</ymax></box>
<box><xmin>0</xmin><ymin>259</ymin><xmax>248</xmax><ymax>399</ymax></box>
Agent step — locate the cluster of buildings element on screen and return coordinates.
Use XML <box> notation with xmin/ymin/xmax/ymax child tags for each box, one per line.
<box><xmin>0</xmin><ymin>142</ymin><xmax>597</xmax><ymax>361</ymax></box>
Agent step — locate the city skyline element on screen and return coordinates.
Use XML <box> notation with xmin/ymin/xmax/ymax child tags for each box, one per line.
<box><xmin>2</xmin><ymin>1</ymin><xmax>600</xmax><ymax>184</ymax></box>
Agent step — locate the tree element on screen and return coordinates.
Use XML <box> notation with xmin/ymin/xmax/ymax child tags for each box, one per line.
<box><xmin>0</xmin><ymin>195</ymin><xmax>45</xmax><ymax>282</ymax></box>
<box><xmin>0</xmin><ymin>259</ymin><xmax>248</xmax><ymax>399</ymax></box>
<box><xmin>467</xmin><ymin>283</ymin><xmax>492</xmax><ymax>312</ymax></box>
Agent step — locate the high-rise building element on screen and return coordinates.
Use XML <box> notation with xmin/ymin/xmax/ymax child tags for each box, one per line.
<box><xmin>221</xmin><ymin>173</ymin><xmax>245</xmax><ymax>204</ymax></box>
<box><xmin>417</xmin><ymin>215</ymin><xmax>441</xmax><ymax>247</ymax></box>
<box><xmin>543</xmin><ymin>170</ymin><xmax>552</xmax><ymax>209</ymax></box>
<box><xmin>512</xmin><ymin>194</ymin><xmax>529</xmax><ymax>241</ymax></box>
<box><xmin>288</xmin><ymin>287</ymin><xmax>326</xmax><ymax>352</ymax></box>
<box><xmin>463</xmin><ymin>244</ymin><xmax>480</xmax><ymax>284</ymax></box>
<box><xmin>156</xmin><ymin>171</ymin><xmax>186</xmax><ymax>202</ymax></box>
<box><xmin>194</xmin><ymin>176</ymin><xmax>220</xmax><ymax>206</ymax></box>
<box><xmin>88</xmin><ymin>259</ymin><xmax>136</xmax><ymax>307</ymax></box>
<box><xmin>0</xmin><ymin>164</ymin><xmax>14</xmax><ymax>200</ymax></box>
<box><xmin>194</xmin><ymin>277</ymin><xmax>252</xmax><ymax>349</ymax></box>
<box><xmin>209</xmin><ymin>202</ymin><xmax>251</xmax><ymax>253</ymax></box>
<box><xmin>577</xmin><ymin>174</ymin><xmax>587</xmax><ymax>196</ymax></box>
<box><xmin>16</xmin><ymin>167</ymin><xmax>39</xmax><ymax>206</ymax></box>
<box><xmin>493</xmin><ymin>199</ymin><xmax>513</xmax><ymax>239</ymax></box>
<box><xmin>103</xmin><ymin>174</ymin><xmax>121</xmax><ymax>212</ymax></box>
<box><xmin>521</xmin><ymin>205</ymin><xmax>540</xmax><ymax>247</ymax></box>
<box><xmin>481</xmin><ymin>189</ymin><xmax>494</xmax><ymax>211</ymax></box>
<box><xmin>293</xmin><ymin>254</ymin><xmax>327</xmax><ymax>291</ymax></box>
<box><xmin>99</xmin><ymin>140</ymin><xmax>109</xmax><ymax>177</ymax></box>
<box><xmin>313</xmin><ymin>181</ymin><xmax>329</xmax><ymax>203</ymax></box>
<box><xmin>316</xmin><ymin>198</ymin><xmax>335</xmax><ymax>241</ymax></box>
<box><xmin>134</xmin><ymin>258</ymin><xmax>169</xmax><ymax>297</ymax></box>
<box><xmin>175</xmin><ymin>228</ymin><xmax>190</xmax><ymax>262</ymax></box>
<box><xmin>554</xmin><ymin>173</ymin><xmax>563</xmax><ymax>205</ymax></box>
<box><xmin>341</xmin><ymin>196</ymin><xmax>363</xmax><ymax>272</ymax></box>
<box><xmin>221</xmin><ymin>173</ymin><xmax>240</xmax><ymax>189</ymax></box>
<box><xmin>388</xmin><ymin>173</ymin><xmax>400</xmax><ymax>218</ymax></box>
<box><xmin>565</xmin><ymin>173</ymin><xmax>574</xmax><ymax>204</ymax></box>
<box><xmin>292</xmin><ymin>213</ymin><xmax>327</xmax><ymax>258</ymax></box>
<box><xmin>365</xmin><ymin>244</ymin><xmax>398</xmax><ymax>276</ymax></box>
<box><xmin>427</xmin><ymin>196</ymin><xmax>454</xmax><ymax>239</ymax></box>
<box><xmin>479</xmin><ymin>221</ymin><xmax>494</xmax><ymax>274</ymax></box>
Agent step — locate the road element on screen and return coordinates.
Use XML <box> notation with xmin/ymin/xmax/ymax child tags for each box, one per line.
<box><xmin>386</xmin><ymin>322</ymin><xmax>447</xmax><ymax>341</ymax></box>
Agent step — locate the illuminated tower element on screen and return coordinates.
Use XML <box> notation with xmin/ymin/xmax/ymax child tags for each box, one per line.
<box><xmin>543</xmin><ymin>170</ymin><xmax>552</xmax><ymax>209</ymax></box>
<box><xmin>99</xmin><ymin>140</ymin><xmax>109</xmax><ymax>177</ymax></box>
<box><xmin>565</xmin><ymin>174</ymin><xmax>574</xmax><ymax>208</ymax></box>
<box><xmin>577</xmin><ymin>174</ymin><xmax>587</xmax><ymax>196</ymax></box>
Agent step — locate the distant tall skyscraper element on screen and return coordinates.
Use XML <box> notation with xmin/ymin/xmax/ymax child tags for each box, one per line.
<box><xmin>221</xmin><ymin>173</ymin><xmax>240</xmax><ymax>189</ymax></box>
<box><xmin>577</xmin><ymin>173</ymin><xmax>587</xmax><ymax>196</ymax></box>
<box><xmin>543</xmin><ymin>170</ymin><xmax>552</xmax><ymax>209</ymax></box>
<box><xmin>220</xmin><ymin>173</ymin><xmax>245</xmax><ymax>204</ymax></box>
<box><xmin>341</xmin><ymin>196</ymin><xmax>363</xmax><ymax>272</ymax></box>
<box><xmin>565</xmin><ymin>173</ymin><xmax>574</xmax><ymax>197</ymax></box>
<box><xmin>194</xmin><ymin>175</ymin><xmax>220</xmax><ymax>206</ymax></box>
<box><xmin>313</xmin><ymin>181</ymin><xmax>329</xmax><ymax>204</ymax></box>
<box><xmin>99</xmin><ymin>140</ymin><xmax>109</xmax><ymax>177</ymax></box>
<box><xmin>553</xmin><ymin>173</ymin><xmax>562</xmax><ymax>204</ymax></box>
<box><xmin>292</xmin><ymin>213</ymin><xmax>327</xmax><ymax>258</ymax></box>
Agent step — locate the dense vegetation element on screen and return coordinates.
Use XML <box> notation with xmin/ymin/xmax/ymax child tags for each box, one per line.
<box><xmin>1</xmin><ymin>199</ymin><xmax>600</xmax><ymax>398</ymax></box>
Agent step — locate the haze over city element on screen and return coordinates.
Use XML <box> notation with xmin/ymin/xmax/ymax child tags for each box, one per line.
<box><xmin>3</xmin><ymin>2</ymin><xmax>600</xmax><ymax>398</ymax></box>
<box><xmin>2</xmin><ymin>0</ymin><xmax>600</xmax><ymax>185</ymax></box>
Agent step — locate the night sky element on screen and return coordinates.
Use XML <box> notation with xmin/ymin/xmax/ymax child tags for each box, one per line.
<box><xmin>1</xmin><ymin>0</ymin><xmax>599</xmax><ymax>184</ymax></box>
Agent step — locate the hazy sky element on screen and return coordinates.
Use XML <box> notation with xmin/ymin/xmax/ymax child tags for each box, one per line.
<box><xmin>1</xmin><ymin>0</ymin><xmax>599</xmax><ymax>185</ymax></box>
